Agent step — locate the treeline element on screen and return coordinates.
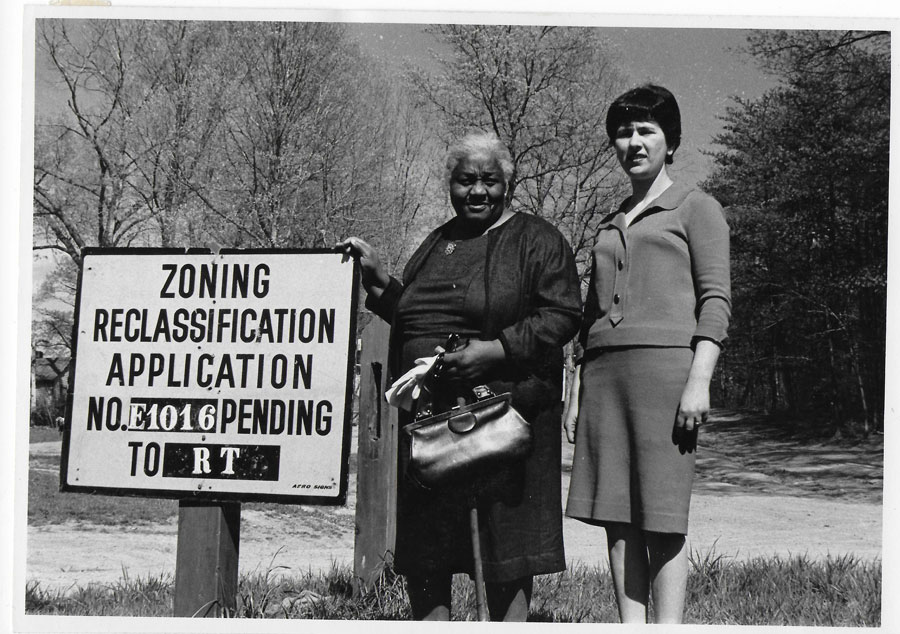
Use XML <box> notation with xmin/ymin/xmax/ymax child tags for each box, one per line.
<box><xmin>33</xmin><ymin>21</ymin><xmax>627</xmax><ymax>354</ymax></box>
<box><xmin>33</xmin><ymin>22</ymin><xmax>889</xmax><ymax>433</ymax></box>
<box><xmin>704</xmin><ymin>31</ymin><xmax>889</xmax><ymax>432</ymax></box>
<box><xmin>33</xmin><ymin>20</ymin><xmax>434</xmax><ymax>265</ymax></box>
<box><xmin>32</xmin><ymin>20</ymin><xmax>441</xmax><ymax>364</ymax></box>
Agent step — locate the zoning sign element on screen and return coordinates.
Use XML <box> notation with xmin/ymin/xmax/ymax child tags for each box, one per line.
<box><xmin>61</xmin><ymin>249</ymin><xmax>359</xmax><ymax>504</ymax></box>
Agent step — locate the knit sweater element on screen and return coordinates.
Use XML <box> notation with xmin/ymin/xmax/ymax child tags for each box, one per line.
<box><xmin>580</xmin><ymin>182</ymin><xmax>731</xmax><ymax>351</ymax></box>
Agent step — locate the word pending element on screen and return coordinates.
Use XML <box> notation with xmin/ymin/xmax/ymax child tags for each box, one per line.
<box><xmin>88</xmin><ymin>396</ymin><xmax>333</xmax><ymax>436</ymax></box>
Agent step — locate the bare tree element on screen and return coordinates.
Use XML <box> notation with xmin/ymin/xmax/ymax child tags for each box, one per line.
<box><xmin>34</xmin><ymin>20</ymin><xmax>232</xmax><ymax>261</ymax></box>
<box><xmin>125</xmin><ymin>21</ymin><xmax>229</xmax><ymax>247</ymax></box>
<box><xmin>187</xmin><ymin>22</ymin><xmax>434</xmax><ymax>260</ymax></box>
<box><xmin>33</xmin><ymin>18</ymin><xmax>436</xmax><ymax>362</ymax></box>
<box><xmin>35</xmin><ymin>20</ymin><xmax>152</xmax><ymax>264</ymax></box>
<box><xmin>413</xmin><ymin>25</ymin><xmax>628</xmax><ymax>276</ymax></box>
<box><xmin>32</xmin><ymin>257</ymin><xmax>78</xmax><ymax>360</ymax></box>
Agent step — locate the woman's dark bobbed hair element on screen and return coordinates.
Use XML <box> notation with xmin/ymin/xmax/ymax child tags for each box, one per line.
<box><xmin>606</xmin><ymin>84</ymin><xmax>681</xmax><ymax>164</ymax></box>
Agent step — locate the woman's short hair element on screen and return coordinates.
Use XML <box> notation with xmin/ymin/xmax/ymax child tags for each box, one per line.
<box><xmin>605</xmin><ymin>85</ymin><xmax>682</xmax><ymax>164</ymax></box>
<box><xmin>444</xmin><ymin>132</ymin><xmax>516</xmax><ymax>188</ymax></box>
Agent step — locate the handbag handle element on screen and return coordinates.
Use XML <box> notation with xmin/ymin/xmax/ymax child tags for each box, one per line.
<box><xmin>414</xmin><ymin>334</ymin><xmax>460</xmax><ymax>420</ymax></box>
<box><xmin>415</xmin><ymin>334</ymin><xmax>497</xmax><ymax>419</ymax></box>
<box><xmin>471</xmin><ymin>385</ymin><xmax>495</xmax><ymax>400</ymax></box>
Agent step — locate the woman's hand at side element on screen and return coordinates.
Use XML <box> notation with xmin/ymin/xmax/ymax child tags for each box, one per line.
<box><xmin>335</xmin><ymin>237</ymin><xmax>390</xmax><ymax>298</ymax></box>
<box><xmin>673</xmin><ymin>339</ymin><xmax>721</xmax><ymax>451</ymax></box>
<box><xmin>676</xmin><ymin>378</ymin><xmax>709</xmax><ymax>431</ymax></box>
<box><xmin>440</xmin><ymin>339</ymin><xmax>506</xmax><ymax>382</ymax></box>
<box><xmin>563</xmin><ymin>369</ymin><xmax>581</xmax><ymax>444</ymax></box>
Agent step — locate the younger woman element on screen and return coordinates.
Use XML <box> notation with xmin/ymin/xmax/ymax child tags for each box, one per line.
<box><xmin>564</xmin><ymin>85</ymin><xmax>731</xmax><ymax>623</ymax></box>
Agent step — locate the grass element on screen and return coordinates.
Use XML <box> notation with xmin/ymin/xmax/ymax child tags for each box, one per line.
<box><xmin>28</xmin><ymin>455</ymin><xmax>354</xmax><ymax>529</ymax></box>
<box><xmin>25</xmin><ymin>418</ymin><xmax>881</xmax><ymax>624</ymax></box>
<box><xmin>27</xmin><ymin>437</ymin><xmax>357</xmax><ymax>528</ymax></box>
<box><xmin>28</xmin><ymin>423</ymin><xmax>179</xmax><ymax>527</ymax></box>
<box><xmin>29</xmin><ymin>425</ymin><xmax>61</xmax><ymax>444</ymax></box>
<box><xmin>25</xmin><ymin>552</ymin><xmax>881</xmax><ymax>625</ymax></box>
<box><xmin>685</xmin><ymin>550</ymin><xmax>881</xmax><ymax>626</ymax></box>
<box><xmin>26</xmin><ymin>572</ymin><xmax>174</xmax><ymax>618</ymax></box>
<box><xmin>28</xmin><ymin>453</ymin><xmax>178</xmax><ymax>526</ymax></box>
<box><xmin>27</xmin><ymin>425</ymin><xmax>359</xmax><ymax>527</ymax></box>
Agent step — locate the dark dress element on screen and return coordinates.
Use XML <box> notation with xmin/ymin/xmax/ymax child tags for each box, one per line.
<box><xmin>366</xmin><ymin>212</ymin><xmax>582</xmax><ymax>582</ymax></box>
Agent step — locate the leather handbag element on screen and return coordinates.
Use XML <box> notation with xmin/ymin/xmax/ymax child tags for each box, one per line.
<box><xmin>402</xmin><ymin>385</ymin><xmax>533</xmax><ymax>489</ymax></box>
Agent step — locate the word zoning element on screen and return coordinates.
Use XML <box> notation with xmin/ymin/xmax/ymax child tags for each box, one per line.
<box><xmin>93</xmin><ymin>307</ymin><xmax>335</xmax><ymax>345</ymax></box>
<box><xmin>159</xmin><ymin>262</ymin><xmax>270</xmax><ymax>299</ymax></box>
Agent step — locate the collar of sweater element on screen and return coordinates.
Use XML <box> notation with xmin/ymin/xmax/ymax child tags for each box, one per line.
<box><xmin>602</xmin><ymin>181</ymin><xmax>694</xmax><ymax>225</ymax></box>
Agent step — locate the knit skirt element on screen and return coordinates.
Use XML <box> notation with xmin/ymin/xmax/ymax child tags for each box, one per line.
<box><xmin>565</xmin><ymin>346</ymin><xmax>696</xmax><ymax>534</ymax></box>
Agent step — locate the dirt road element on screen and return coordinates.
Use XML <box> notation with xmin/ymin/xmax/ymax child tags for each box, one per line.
<box><xmin>25</xmin><ymin>411</ymin><xmax>883</xmax><ymax>592</ymax></box>
<box><xmin>26</xmin><ymin>494</ymin><xmax>882</xmax><ymax>592</ymax></box>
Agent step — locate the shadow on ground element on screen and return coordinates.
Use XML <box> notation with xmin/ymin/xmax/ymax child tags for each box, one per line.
<box><xmin>693</xmin><ymin>410</ymin><xmax>883</xmax><ymax>503</ymax></box>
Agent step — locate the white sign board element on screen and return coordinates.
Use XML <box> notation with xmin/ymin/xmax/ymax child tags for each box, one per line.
<box><xmin>61</xmin><ymin>249</ymin><xmax>359</xmax><ymax>504</ymax></box>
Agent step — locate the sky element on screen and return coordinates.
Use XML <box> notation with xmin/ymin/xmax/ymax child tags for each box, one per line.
<box><xmin>30</xmin><ymin>22</ymin><xmax>777</xmax><ymax>284</ymax></box>
<box><xmin>33</xmin><ymin>21</ymin><xmax>775</xmax><ymax>189</ymax></box>
<box><xmin>348</xmin><ymin>24</ymin><xmax>777</xmax><ymax>188</ymax></box>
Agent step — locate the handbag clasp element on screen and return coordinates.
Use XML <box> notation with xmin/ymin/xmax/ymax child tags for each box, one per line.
<box><xmin>448</xmin><ymin>411</ymin><xmax>477</xmax><ymax>434</ymax></box>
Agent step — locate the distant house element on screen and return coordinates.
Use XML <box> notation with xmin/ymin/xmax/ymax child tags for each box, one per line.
<box><xmin>31</xmin><ymin>351</ymin><xmax>69</xmax><ymax>425</ymax></box>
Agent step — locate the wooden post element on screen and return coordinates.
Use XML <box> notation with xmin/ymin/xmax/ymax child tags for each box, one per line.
<box><xmin>173</xmin><ymin>500</ymin><xmax>241</xmax><ymax>617</ymax></box>
<box><xmin>353</xmin><ymin>319</ymin><xmax>398</xmax><ymax>594</ymax></box>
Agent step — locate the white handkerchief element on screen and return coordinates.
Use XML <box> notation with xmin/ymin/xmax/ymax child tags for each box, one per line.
<box><xmin>384</xmin><ymin>355</ymin><xmax>439</xmax><ymax>412</ymax></box>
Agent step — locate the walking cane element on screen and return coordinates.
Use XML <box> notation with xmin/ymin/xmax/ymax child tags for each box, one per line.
<box><xmin>469</xmin><ymin>498</ymin><xmax>489</xmax><ymax>621</ymax></box>
<box><xmin>456</xmin><ymin>386</ymin><xmax>489</xmax><ymax>622</ymax></box>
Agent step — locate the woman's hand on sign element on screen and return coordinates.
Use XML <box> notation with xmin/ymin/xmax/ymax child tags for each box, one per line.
<box><xmin>335</xmin><ymin>237</ymin><xmax>390</xmax><ymax>297</ymax></box>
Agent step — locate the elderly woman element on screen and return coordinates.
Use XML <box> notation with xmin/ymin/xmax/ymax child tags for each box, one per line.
<box><xmin>338</xmin><ymin>132</ymin><xmax>581</xmax><ymax>621</ymax></box>
<box><xmin>564</xmin><ymin>85</ymin><xmax>731</xmax><ymax>623</ymax></box>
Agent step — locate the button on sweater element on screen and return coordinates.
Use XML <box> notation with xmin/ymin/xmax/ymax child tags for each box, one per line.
<box><xmin>580</xmin><ymin>182</ymin><xmax>731</xmax><ymax>351</ymax></box>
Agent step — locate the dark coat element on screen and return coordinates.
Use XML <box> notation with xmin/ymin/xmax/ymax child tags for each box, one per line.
<box><xmin>366</xmin><ymin>211</ymin><xmax>581</xmax><ymax>581</ymax></box>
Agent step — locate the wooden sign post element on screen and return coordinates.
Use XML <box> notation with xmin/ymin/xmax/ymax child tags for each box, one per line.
<box><xmin>60</xmin><ymin>249</ymin><xmax>359</xmax><ymax>617</ymax></box>
<box><xmin>173</xmin><ymin>501</ymin><xmax>241</xmax><ymax>617</ymax></box>
<box><xmin>353</xmin><ymin>319</ymin><xmax>398</xmax><ymax>593</ymax></box>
